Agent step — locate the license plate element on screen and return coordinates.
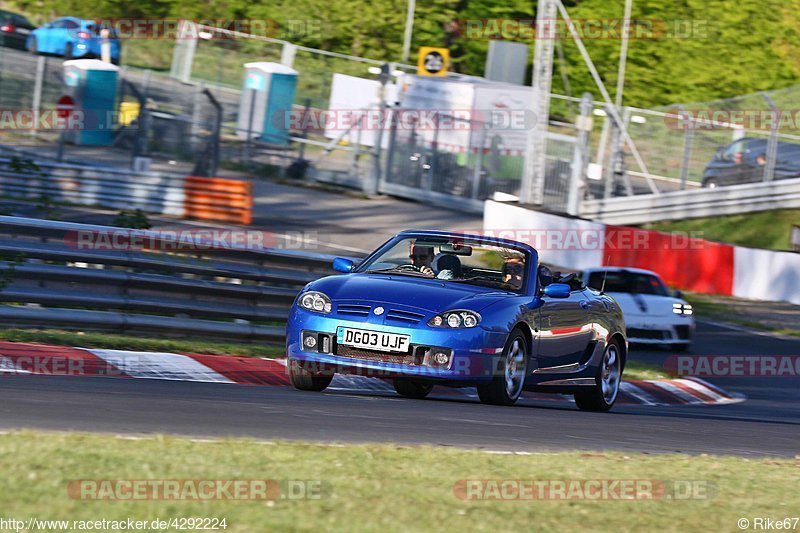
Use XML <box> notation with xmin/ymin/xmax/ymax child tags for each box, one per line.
<box><xmin>337</xmin><ymin>327</ymin><xmax>410</xmax><ymax>353</ymax></box>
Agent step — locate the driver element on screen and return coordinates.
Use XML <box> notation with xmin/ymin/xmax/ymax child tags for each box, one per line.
<box><xmin>409</xmin><ymin>243</ymin><xmax>434</xmax><ymax>276</ymax></box>
<box><xmin>502</xmin><ymin>257</ymin><xmax>525</xmax><ymax>290</ymax></box>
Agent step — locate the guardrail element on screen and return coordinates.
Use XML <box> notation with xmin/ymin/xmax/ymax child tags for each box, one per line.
<box><xmin>0</xmin><ymin>216</ymin><xmax>350</xmax><ymax>341</ymax></box>
<box><xmin>0</xmin><ymin>155</ymin><xmax>253</xmax><ymax>224</ymax></box>
<box><xmin>580</xmin><ymin>176</ymin><xmax>800</xmax><ymax>225</ymax></box>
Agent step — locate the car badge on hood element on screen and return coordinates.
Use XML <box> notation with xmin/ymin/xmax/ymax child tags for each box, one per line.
<box><xmin>373</xmin><ymin>306</ymin><xmax>385</xmax><ymax>315</ymax></box>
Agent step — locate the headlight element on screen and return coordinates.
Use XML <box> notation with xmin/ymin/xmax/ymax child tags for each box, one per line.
<box><xmin>298</xmin><ymin>291</ymin><xmax>332</xmax><ymax>314</ymax></box>
<box><xmin>428</xmin><ymin>310</ymin><xmax>481</xmax><ymax>328</ymax></box>
<box><xmin>673</xmin><ymin>303</ymin><xmax>693</xmax><ymax>316</ymax></box>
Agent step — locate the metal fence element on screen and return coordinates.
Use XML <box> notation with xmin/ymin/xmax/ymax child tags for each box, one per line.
<box><xmin>0</xmin><ymin>216</ymin><xmax>344</xmax><ymax>341</ymax></box>
<box><xmin>6</xmin><ymin>30</ymin><xmax>800</xmax><ymax>221</ymax></box>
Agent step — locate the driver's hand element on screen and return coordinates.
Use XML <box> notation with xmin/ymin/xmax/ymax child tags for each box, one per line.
<box><xmin>420</xmin><ymin>266</ymin><xmax>434</xmax><ymax>276</ymax></box>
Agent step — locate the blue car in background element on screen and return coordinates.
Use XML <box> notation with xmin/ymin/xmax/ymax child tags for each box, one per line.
<box><xmin>27</xmin><ymin>17</ymin><xmax>120</xmax><ymax>64</ymax></box>
<box><xmin>286</xmin><ymin>230</ymin><xmax>628</xmax><ymax>411</ymax></box>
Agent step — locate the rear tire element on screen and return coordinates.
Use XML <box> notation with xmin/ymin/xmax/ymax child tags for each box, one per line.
<box><xmin>575</xmin><ymin>340</ymin><xmax>622</xmax><ymax>412</ymax></box>
<box><xmin>64</xmin><ymin>43</ymin><xmax>73</xmax><ymax>60</ymax></box>
<box><xmin>289</xmin><ymin>360</ymin><xmax>333</xmax><ymax>392</ymax></box>
<box><xmin>477</xmin><ymin>328</ymin><xmax>528</xmax><ymax>406</ymax></box>
<box><xmin>29</xmin><ymin>36</ymin><xmax>38</xmax><ymax>54</ymax></box>
<box><xmin>393</xmin><ymin>379</ymin><xmax>433</xmax><ymax>399</ymax></box>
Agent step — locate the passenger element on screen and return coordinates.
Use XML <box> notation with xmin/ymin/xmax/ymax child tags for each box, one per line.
<box><xmin>431</xmin><ymin>253</ymin><xmax>463</xmax><ymax>279</ymax></box>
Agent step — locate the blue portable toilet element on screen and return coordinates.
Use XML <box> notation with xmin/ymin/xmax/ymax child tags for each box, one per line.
<box><xmin>62</xmin><ymin>59</ymin><xmax>119</xmax><ymax>146</ymax></box>
<box><xmin>236</xmin><ymin>62</ymin><xmax>298</xmax><ymax>146</ymax></box>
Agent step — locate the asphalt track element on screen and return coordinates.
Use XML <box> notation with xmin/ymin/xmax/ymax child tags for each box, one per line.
<box><xmin>0</xmin><ymin>321</ymin><xmax>798</xmax><ymax>457</ymax></box>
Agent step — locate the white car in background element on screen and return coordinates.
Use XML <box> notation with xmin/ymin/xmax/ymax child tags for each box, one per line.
<box><xmin>581</xmin><ymin>267</ymin><xmax>695</xmax><ymax>351</ymax></box>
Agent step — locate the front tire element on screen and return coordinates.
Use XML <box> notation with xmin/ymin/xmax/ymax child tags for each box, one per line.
<box><xmin>477</xmin><ymin>329</ymin><xmax>528</xmax><ymax>406</ymax></box>
<box><xmin>29</xmin><ymin>36</ymin><xmax>38</xmax><ymax>54</ymax></box>
<box><xmin>288</xmin><ymin>360</ymin><xmax>333</xmax><ymax>392</ymax></box>
<box><xmin>575</xmin><ymin>340</ymin><xmax>622</xmax><ymax>412</ymax></box>
<box><xmin>393</xmin><ymin>379</ymin><xmax>433</xmax><ymax>399</ymax></box>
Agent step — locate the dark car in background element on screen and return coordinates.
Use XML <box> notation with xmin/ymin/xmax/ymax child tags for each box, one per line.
<box><xmin>27</xmin><ymin>17</ymin><xmax>121</xmax><ymax>64</ymax></box>
<box><xmin>702</xmin><ymin>137</ymin><xmax>800</xmax><ymax>188</ymax></box>
<box><xmin>0</xmin><ymin>10</ymin><xmax>36</xmax><ymax>50</ymax></box>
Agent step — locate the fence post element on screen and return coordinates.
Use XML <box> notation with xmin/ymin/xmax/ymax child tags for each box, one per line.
<box><xmin>368</xmin><ymin>63</ymin><xmax>392</xmax><ymax>197</ymax></box>
<box><xmin>470</xmin><ymin>123</ymin><xmax>487</xmax><ymax>200</ymax></box>
<box><xmin>31</xmin><ymin>56</ymin><xmax>46</xmax><ymax>138</ymax></box>
<box><xmin>383</xmin><ymin>110</ymin><xmax>399</xmax><ymax>189</ymax></box>
<box><xmin>567</xmin><ymin>92</ymin><xmax>593</xmax><ymax>216</ymax></box>
<box><xmin>350</xmin><ymin>112</ymin><xmax>363</xmax><ymax>179</ymax></box>
<box><xmin>605</xmin><ymin>106</ymin><xmax>634</xmax><ymax>197</ymax></box>
<box><xmin>170</xmin><ymin>20</ymin><xmax>198</xmax><ymax>83</ymax></box>
<box><xmin>426</xmin><ymin>116</ymin><xmax>439</xmax><ymax>191</ymax></box>
<box><xmin>762</xmin><ymin>92</ymin><xmax>778</xmax><ymax>183</ymax></box>
<box><xmin>281</xmin><ymin>43</ymin><xmax>297</xmax><ymax>68</ymax></box>
<box><xmin>678</xmin><ymin>105</ymin><xmax>694</xmax><ymax>191</ymax></box>
<box><xmin>190</xmin><ymin>81</ymin><xmax>204</xmax><ymax>152</ymax></box>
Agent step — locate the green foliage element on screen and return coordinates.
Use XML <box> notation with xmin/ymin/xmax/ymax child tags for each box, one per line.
<box><xmin>113</xmin><ymin>209</ymin><xmax>152</xmax><ymax>229</ymax></box>
<box><xmin>7</xmin><ymin>0</ymin><xmax>800</xmax><ymax>107</ymax></box>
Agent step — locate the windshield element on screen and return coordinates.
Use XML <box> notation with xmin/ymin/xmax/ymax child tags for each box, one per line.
<box><xmin>587</xmin><ymin>271</ymin><xmax>669</xmax><ymax>296</ymax></box>
<box><xmin>358</xmin><ymin>236</ymin><xmax>528</xmax><ymax>292</ymax></box>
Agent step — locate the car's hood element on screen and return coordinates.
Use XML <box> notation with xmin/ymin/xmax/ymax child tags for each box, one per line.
<box><xmin>607</xmin><ymin>292</ymin><xmax>685</xmax><ymax>317</ymax></box>
<box><xmin>309</xmin><ymin>273</ymin><xmax>514</xmax><ymax>312</ymax></box>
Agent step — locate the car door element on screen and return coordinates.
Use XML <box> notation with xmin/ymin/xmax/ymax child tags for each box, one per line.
<box><xmin>40</xmin><ymin>19</ymin><xmax>63</xmax><ymax>53</ymax></box>
<box><xmin>537</xmin><ymin>286</ymin><xmax>594</xmax><ymax>369</ymax></box>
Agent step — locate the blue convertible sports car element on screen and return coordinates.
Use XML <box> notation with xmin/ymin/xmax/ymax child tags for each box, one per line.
<box><xmin>286</xmin><ymin>230</ymin><xmax>627</xmax><ymax>411</ymax></box>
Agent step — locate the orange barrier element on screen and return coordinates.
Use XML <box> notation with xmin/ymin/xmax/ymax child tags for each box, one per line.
<box><xmin>184</xmin><ymin>176</ymin><xmax>253</xmax><ymax>225</ymax></box>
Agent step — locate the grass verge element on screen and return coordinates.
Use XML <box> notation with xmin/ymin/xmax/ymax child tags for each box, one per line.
<box><xmin>0</xmin><ymin>431</ymin><xmax>796</xmax><ymax>532</ymax></box>
<box><xmin>0</xmin><ymin>329</ymin><xmax>285</xmax><ymax>358</ymax></box>
<box><xmin>684</xmin><ymin>294</ymin><xmax>800</xmax><ymax>338</ymax></box>
<box><xmin>643</xmin><ymin>208</ymin><xmax>800</xmax><ymax>251</ymax></box>
<box><xmin>623</xmin><ymin>361</ymin><xmax>671</xmax><ymax>381</ymax></box>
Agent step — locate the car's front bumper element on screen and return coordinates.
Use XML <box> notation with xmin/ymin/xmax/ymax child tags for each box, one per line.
<box><xmin>286</xmin><ymin>308</ymin><xmax>509</xmax><ymax>384</ymax></box>
<box><xmin>625</xmin><ymin>316</ymin><xmax>694</xmax><ymax>345</ymax></box>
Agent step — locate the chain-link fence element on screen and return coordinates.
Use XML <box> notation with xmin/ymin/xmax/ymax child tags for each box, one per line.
<box><xmin>596</xmin><ymin>85</ymin><xmax>800</xmax><ymax>196</ymax></box>
<box><xmin>5</xmin><ymin>21</ymin><xmax>800</xmax><ymax>216</ymax></box>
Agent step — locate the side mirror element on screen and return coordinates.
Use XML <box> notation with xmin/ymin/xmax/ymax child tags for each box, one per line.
<box><xmin>542</xmin><ymin>283</ymin><xmax>570</xmax><ymax>299</ymax></box>
<box><xmin>715</xmin><ymin>147</ymin><xmax>726</xmax><ymax>160</ymax></box>
<box><xmin>674</xmin><ymin>289</ymin><xmax>683</xmax><ymax>299</ymax></box>
<box><xmin>332</xmin><ymin>257</ymin><xmax>354</xmax><ymax>273</ymax></box>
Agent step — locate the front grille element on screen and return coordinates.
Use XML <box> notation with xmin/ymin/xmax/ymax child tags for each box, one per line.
<box><xmin>385</xmin><ymin>309</ymin><xmax>426</xmax><ymax>324</ymax></box>
<box><xmin>627</xmin><ymin>328</ymin><xmax>667</xmax><ymax>340</ymax></box>
<box><xmin>335</xmin><ymin>345</ymin><xmax>420</xmax><ymax>365</ymax></box>
<box><xmin>337</xmin><ymin>304</ymin><xmax>371</xmax><ymax>317</ymax></box>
